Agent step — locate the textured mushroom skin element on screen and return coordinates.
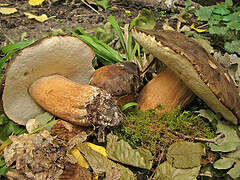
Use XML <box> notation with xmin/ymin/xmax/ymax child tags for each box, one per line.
<box><xmin>132</xmin><ymin>28</ymin><xmax>240</xmax><ymax>124</ymax></box>
<box><xmin>90</xmin><ymin>62</ymin><xmax>143</xmax><ymax>96</ymax></box>
<box><xmin>29</xmin><ymin>75</ymin><xmax>122</xmax><ymax>127</ymax></box>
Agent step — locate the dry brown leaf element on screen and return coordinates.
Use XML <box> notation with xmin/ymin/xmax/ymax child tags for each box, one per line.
<box><xmin>0</xmin><ymin>7</ymin><xmax>17</xmax><ymax>15</ymax></box>
<box><xmin>24</xmin><ymin>12</ymin><xmax>49</xmax><ymax>22</ymax></box>
<box><xmin>28</xmin><ymin>0</ymin><xmax>45</xmax><ymax>6</ymax></box>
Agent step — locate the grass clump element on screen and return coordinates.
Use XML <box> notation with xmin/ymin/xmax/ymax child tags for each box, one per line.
<box><xmin>114</xmin><ymin>107</ymin><xmax>216</xmax><ymax>154</ymax></box>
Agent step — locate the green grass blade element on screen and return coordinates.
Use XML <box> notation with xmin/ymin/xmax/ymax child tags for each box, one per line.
<box><xmin>120</xmin><ymin>102</ymin><xmax>138</xmax><ymax>111</ymax></box>
<box><xmin>108</xmin><ymin>15</ymin><xmax>128</xmax><ymax>58</ymax></box>
<box><xmin>127</xmin><ymin>31</ymin><xmax>133</xmax><ymax>61</ymax></box>
<box><xmin>2</xmin><ymin>40</ymin><xmax>35</xmax><ymax>53</ymax></box>
<box><xmin>67</xmin><ymin>26</ymin><xmax>123</xmax><ymax>64</ymax></box>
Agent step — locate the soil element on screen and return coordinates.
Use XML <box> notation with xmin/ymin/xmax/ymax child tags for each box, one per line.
<box><xmin>0</xmin><ymin>0</ymin><xmax>146</xmax><ymax>50</ymax></box>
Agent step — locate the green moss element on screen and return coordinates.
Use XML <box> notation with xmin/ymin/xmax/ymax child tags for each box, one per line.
<box><xmin>114</xmin><ymin>107</ymin><xmax>216</xmax><ymax>155</ymax></box>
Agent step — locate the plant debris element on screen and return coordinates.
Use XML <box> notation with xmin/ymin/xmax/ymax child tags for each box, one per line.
<box><xmin>3</xmin><ymin>130</ymin><xmax>69</xmax><ymax>180</ymax></box>
<box><xmin>106</xmin><ymin>134</ymin><xmax>153</xmax><ymax>170</ymax></box>
<box><xmin>166</xmin><ymin>141</ymin><xmax>205</xmax><ymax>169</ymax></box>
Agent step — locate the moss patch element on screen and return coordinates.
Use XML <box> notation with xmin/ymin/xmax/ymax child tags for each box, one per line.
<box><xmin>114</xmin><ymin>107</ymin><xmax>216</xmax><ymax>158</ymax></box>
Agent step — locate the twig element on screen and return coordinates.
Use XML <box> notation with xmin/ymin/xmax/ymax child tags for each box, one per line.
<box><xmin>76</xmin><ymin>13</ymin><xmax>102</xmax><ymax>17</ymax></box>
<box><xmin>81</xmin><ymin>0</ymin><xmax>100</xmax><ymax>15</ymax></box>
<box><xmin>167</xmin><ymin>128</ymin><xmax>224</xmax><ymax>145</ymax></box>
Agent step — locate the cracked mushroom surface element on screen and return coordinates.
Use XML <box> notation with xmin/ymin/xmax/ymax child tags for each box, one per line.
<box><xmin>2</xmin><ymin>35</ymin><xmax>123</xmax><ymax>127</ymax></box>
<box><xmin>132</xmin><ymin>28</ymin><xmax>240</xmax><ymax>124</ymax></box>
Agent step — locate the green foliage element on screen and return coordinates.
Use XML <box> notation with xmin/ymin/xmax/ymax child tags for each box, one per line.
<box><xmin>114</xmin><ymin>107</ymin><xmax>216</xmax><ymax>154</ymax></box>
<box><xmin>96</xmin><ymin>0</ymin><xmax>110</xmax><ymax>11</ymax></box>
<box><xmin>0</xmin><ymin>39</ymin><xmax>35</xmax><ymax>81</ymax></box>
<box><xmin>0</xmin><ymin>114</ymin><xmax>26</xmax><ymax>142</ymax></box>
<box><xmin>130</xmin><ymin>8</ymin><xmax>156</xmax><ymax>30</ymax></box>
<box><xmin>195</xmin><ymin>0</ymin><xmax>240</xmax><ymax>55</ymax></box>
<box><xmin>0</xmin><ymin>155</ymin><xmax>8</xmax><ymax>176</ymax></box>
<box><xmin>68</xmin><ymin>26</ymin><xmax>123</xmax><ymax>65</ymax></box>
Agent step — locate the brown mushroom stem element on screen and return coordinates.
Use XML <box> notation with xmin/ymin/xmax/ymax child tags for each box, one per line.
<box><xmin>138</xmin><ymin>68</ymin><xmax>194</xmax><ymax>113</ymax></box>
<box><xmin>29</xmin><ymin>75</ymin><xmax>122</xmax><ymax>127</ymax></box>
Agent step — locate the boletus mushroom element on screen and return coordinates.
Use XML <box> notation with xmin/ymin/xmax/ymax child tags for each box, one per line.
<box><xmin>2</xmin><ymin>36</ymin><xmax>122</xmax><ymax>127</ymax></box>
<box><xmin>132</xmin><ymin>28</ymin><xmax>240</xmax><ymax>124</ymax></box>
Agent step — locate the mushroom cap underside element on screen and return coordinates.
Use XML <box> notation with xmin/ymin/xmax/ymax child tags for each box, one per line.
<box><xmin>2</xmin><ymin>35</ymin><xmax>95</xmax><ymax>125</ymax></box>
<box><xmin>132</xmin><ymin>28</ymin><xmax>240</xmax><ymax>124</ymax></box>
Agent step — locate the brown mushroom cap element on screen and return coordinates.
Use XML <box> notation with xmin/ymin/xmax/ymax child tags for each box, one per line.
<box><xmin>2</xmin><ymin>36</ymin><xmax>95</xmax><ymax>125</ymax></box>
<box><xmin>132</xmin><ymin>28</ymin><xmax>240</xmax><ymax>124</ymax></box>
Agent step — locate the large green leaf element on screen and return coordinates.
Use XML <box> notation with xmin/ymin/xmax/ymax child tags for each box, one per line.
<box><xmin>1</xmin><ymin>40</ymin><xmax>35</xmax><ymax>53</ymax></box>
<box><xmin>195</xmin><ymin>6</ymin><xmax>214</xmax><ymax>21</ymax></box>
<box><xmin>153</xmin><ymin>161</ymin><xmax>201</xmax><ymax>180</ymax></box>
<box><xmin>212</xmin><ymin>5</ymin><xmax>230</xmax><ymax>15</ymax></box>
<box><xmin>77</xmin><ymin>143</ymin><xmax>136</xmax><ymax>179</ymax></box>
<box><xmin>166</xmin><ymin>142</ymin><xmax>205</xmax><ymax>169</ymax></box>
<box><xmin>106</xmin><ymin>134</ymin><xmax>153</xmax><ymax>170</ymax></box>
<box><xmin>209</xmin><ymin>25</ymin><xmax>228</xmax><ymax>35</ymax></box>
<box><xmin>214</xmin><ymin>146</ymin><xmax>240</xmax><ymax>179</ymax></box>
<box><xmin>224</xmin><ymin>40</ymin><xmax>240</xmax><ymax>56</ymax></box>
<box><xmin>209</xmin><ymin>120</ymin><xmax>240</xmax><ymax>152</ymax></box>
<box><xmin>213</xmin><ymin>157</ymin><xmax>235</xmax><ymax>169</ymax></box>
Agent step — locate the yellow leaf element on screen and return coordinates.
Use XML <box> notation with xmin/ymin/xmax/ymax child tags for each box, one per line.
<box><xmin>93</xmin><ymin>175</ymin><xmax>98</xmax><ymax>180</ymax></box>
<box><xmin>125</xmin><ymin>10</ymin><xmax>131</xmax><ymax>14</ymax></box>
<box><xmin>24</xmin><ymin>12</ymin><xmax>49</xmax><ymax>22</ymax></box>
<box><xmin>0</xmin><ymin>3</ymin><xmax>9</xmax><ymax>6</ymax></box>
<box><xmin>208</xmin><ymin>59</ymin><xmax>218</xmax><ymax>69</ymax></box>
<box><xmin>71</xmin><ymin>147</ymin><xmax>90</xmax><ymax>168</ymax></box>
<box><xmin>191</xmin><ymin>23</ymin><xmax>208</xmax><ymax>33</ymax></box>
<box><xmin>84</xmin><ymin>142</ymin><xmax>107</xmax><ymax>157</ymax></box>
<box><xmin>0</xmin><ymin>7</ymin><xmax>17</xmax><ymax>15</ymax></box>
<box><xmin>28</xmin><ymin>0</ymin><xmax>45</xmax><ymax>6</ymax></box>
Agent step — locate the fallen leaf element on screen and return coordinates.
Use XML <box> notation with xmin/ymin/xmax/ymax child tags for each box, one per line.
<box><xmin>24</xmin><ymin>12</ymin><xmax>49</xmax><ymax>22</ymax></box>
<box><xmin>77</xmin><ymin>143</ymin><xmax>136</xmax><ymax>179</ymax></box>
<box><xmin>0</xmin><ymin>7</ymin><xmax>17</xmax><ymax>15</ymax></box>
<box><xmin>71</xmin><ymin>147</ymin><xmax>90</xmax><ymax>169</ymax></box>
<box><xmin>0</xmin><ymin>3</ymin><xmax>9</xmax><ymax>6</ymax></box>
<box><xmin>28</xmin><ymin>0</ymin><xmax>46</xmax><ymax>6</ymax></box>
<box><xmin>209</xmin><ymin>120</ymin><xmax>240</xmax><ymax>152</ymax></box>
<box><xmin>167</xmin><ymin>141</ymin><xmax>205</xmax><ymax>169</ymax></box>
<box><xmin>84</xmin><ymin>142</ymin><xmax>107</xmax><ymax>157</ymax></box>
<box><xmin>214</xmin><ymin>146</ymin><xmax>240</xmax><ymax>179</ymax></box>
<box><xmin>190</xmin><ymin>23</ymin><xmax>208</xmax><ymax>33</ymax></box>
<box><xmin>153</xmin><ymin>161</ymin><xmax>201</xmax><ymax>180</ymax></box>
<box><xmin>208</xmin><ymin>59</ymin><xmax>218</xmax><ymax>69</ymax></box>
<box><xmin>106</xmin><ymin>134</ymin><xmax>153</xmax><ymax>170</ymax></box>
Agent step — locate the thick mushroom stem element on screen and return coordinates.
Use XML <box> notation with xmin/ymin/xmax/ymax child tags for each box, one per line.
<box><xmin>29</xmin><ymin>75</ymin><xmax>122</xmax><ymax>126</ymax></box>
<box><xmin>139</xmin><ymin>68</ymin><xmax>194</xmax><ymax>113</ymax></box>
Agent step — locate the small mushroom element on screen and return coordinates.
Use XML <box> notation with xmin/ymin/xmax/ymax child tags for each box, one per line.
<box><xmin>89</xmin><ymin>61</ymin><xmax>143</xmax><ymax>106</ymax></box>
<box><xmin>132</xmin><ymin>28</ymin><xmax>240</xmax><ymax>124</ymax></box>
<box><xmin>90</xmin><ymin>61</ymin><xmax>142</xmax><ymax>96</ymax></box>
<box><xmin>2</xmin><ymin>36</ymin><xmax>122</xmax><ymax>127</ymax></box>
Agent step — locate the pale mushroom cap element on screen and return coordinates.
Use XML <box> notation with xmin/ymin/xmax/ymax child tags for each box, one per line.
<box><xmin>2</xmin><ymin>36</ymin><xmax>95</xmax><ymax>125</ymax></box>
<box><xmin>132</xmin><ymin>28</ymin><xmax>240</xmax><ymax>124</ymax></box>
